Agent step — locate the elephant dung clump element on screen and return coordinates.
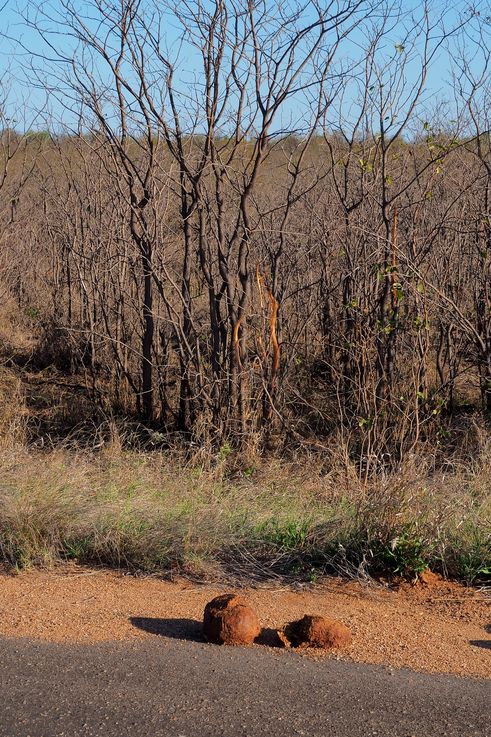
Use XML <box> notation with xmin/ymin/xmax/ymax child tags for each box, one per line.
<box><xmin>278</xmin><ymin>614</ymin><xmax>352</xmax><ymax>650</ymax></box>
<box><xmin>203</xmin><ymin>594</ymin><xmax>261</xmax><ymax>646</ymax></box>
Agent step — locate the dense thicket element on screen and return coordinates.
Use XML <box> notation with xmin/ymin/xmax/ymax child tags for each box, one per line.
<box><xmin>1</xmin><ymin>0</ymin><xmax>491</xmax><ymax>472</ymax></box>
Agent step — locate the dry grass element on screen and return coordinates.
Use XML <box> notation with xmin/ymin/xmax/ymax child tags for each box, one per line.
<box><xmin>0</xmin><ymin>441</ymin><xmax>489</xmax><ymax>584</ymax></box>
<box><xmin>0</xmin><ymin>293</ymin><xmax>35</xmax><ymax>363</ymax></box>
<box><xmin>0</xmin><ymin>368</ymin><xmax>26</xmax><ymax>448</ymax></box>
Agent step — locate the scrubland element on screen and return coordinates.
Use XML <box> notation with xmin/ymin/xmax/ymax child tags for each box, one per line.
<box><xmin>0</xmin><ymin>0</ymin><xmax>490</xmax><ymax>584</ymax></box>
<box><xmin>0</xmin><ymin>339</ymin><xmax>489</xmax><ymax>584</ymax></box>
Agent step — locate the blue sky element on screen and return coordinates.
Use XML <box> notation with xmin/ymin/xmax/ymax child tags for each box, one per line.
<box><xmin>0</xmin><ymin>0</ymin><xmax>489</xmax><ymax>135</ymax></box>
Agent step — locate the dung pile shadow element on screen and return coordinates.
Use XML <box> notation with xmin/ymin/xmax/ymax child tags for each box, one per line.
<box><xmin>130</xmin><ymin>617</ymin><xmax>284</xmax><ymax>647</ymax></box>
<box><xmin>130</xmin><ymin>617</ymin><xmax>204</xmax><ymax>642</ymax></box>
<box><xmin>254</xmin><ymin>627</ymin><xmax>284</xmax><ymax>647</ymax></box>
<box><xmin>469</xmin><ymin>622</ymin><xmax>491</xmax><ymax>650</ymax></box>
<box><xmin>469</xmin><ymin>640</ymin><xmax>491</xmax><ymax>649</ymax></box>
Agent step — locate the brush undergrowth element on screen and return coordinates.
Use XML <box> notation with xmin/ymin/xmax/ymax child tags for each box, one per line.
<box><xmin>0</xmin><ymin>445</ymin><xmax>489</xmax><ymax>584</ymax></box>
<box><xmin>0</xmin><ymin>301</ymin><xmax>489</xmax><ymax>585</ymax></box>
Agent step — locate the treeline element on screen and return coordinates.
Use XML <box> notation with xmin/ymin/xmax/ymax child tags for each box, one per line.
<box><xmin>0</xmin><ymin>0</ymin><xmax>490</xmax><ymax>471</ymax></box>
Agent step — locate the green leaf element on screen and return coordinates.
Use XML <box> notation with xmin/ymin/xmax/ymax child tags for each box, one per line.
<box><xmin>393</xmin><ymin>282</ymin><xmax>404</xmax><ymax>301</ymax></box>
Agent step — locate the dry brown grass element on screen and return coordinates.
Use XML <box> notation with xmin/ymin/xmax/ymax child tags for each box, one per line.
<box><xmin>0</xmin><ymin>368</ymin><xmax>26</xmax><ymax>448</ymax></box>
<box><xmin>0</xmin><ymin>291</ymin><xmax>36</xmax><ymax>362</ymax></box>
<box><xmin>0</xmin><ymin>439</ymin><xmax>489</xmax><ymax>584</ymax></box>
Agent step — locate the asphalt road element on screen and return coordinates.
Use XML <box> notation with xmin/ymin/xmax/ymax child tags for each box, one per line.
<box><xmin>0</xmin><ymin>631</ymin><xmax>489</xmax><ymax>737</ymax></box>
